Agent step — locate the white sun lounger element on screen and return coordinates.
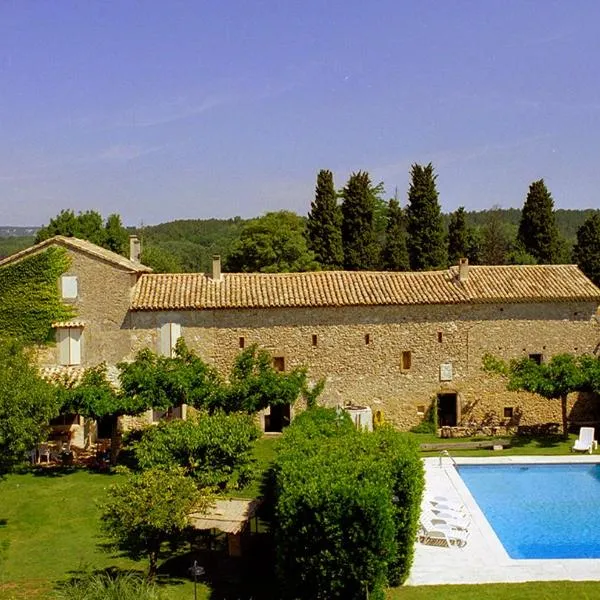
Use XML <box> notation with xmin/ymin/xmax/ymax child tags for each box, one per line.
<box><xmin>572</xmin><ymin>427</ymin><xmax>597</xmax><ymax>454</ymax></box>
<box><xmin>428</xmin><ymin>496</ymin><xmax>468</xmax><ymax>516</ymax></box>
<box><xmin>422</xmin><ymin>508</ymin><xmax>470</xmax><ymax>531</ymax></box>
<box><xmin>418</xmin><ymin>520</ymin><xmax>469</xmax><ymax>548</ymax></box>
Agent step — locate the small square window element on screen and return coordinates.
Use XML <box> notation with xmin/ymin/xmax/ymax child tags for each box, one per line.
<box><xmin>504</xmin><ymin>406</ymin><xmax>514</xmax><ymax>419</ymax></box>
<box><xmin>365</xmin><ymin>333</ymin><xmax>370</xmax><ymax>345</ymax></box>
<box><xmin>417</xmin><ymin>405</ymin><xmax>425</xmax><ymax>415</ymax></box>
<box><xmin>239</xmin><ymin>336</ymin><xmax>245</xmax><ymax>349</ymax></box>
<box><xmin>528</xmin><ymin>353</ymin><xmax>543</xmax><ymax>365</ymax></box>
<box><xmin>401</xmin><ymin>351</ymin><xmax>412</xmax><ymax>370</ymax></box>
<box><xmin>61</xmin><ymin>275</ymin><xmax>78</xmax><ymax>299</ymax></box>
<box><xmin>437</xmin><ymin>331</ymin><xmax>443</xmax><ymax>343</ymax></box>
<box><xmin>312</xmin><ymin>334</ymin><xmax>318</xmax><ymax>347</ymax></box>
<box><xmin>273</xmin><ymin>356</ymin><xmax>285</xmax><ymax>372</ymax></box>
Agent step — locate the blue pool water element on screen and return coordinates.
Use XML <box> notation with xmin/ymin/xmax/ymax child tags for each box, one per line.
<box><xmin>457</xmin><ymin>463</ymin><xmax>600</xmax><ymax>559</ymax></box>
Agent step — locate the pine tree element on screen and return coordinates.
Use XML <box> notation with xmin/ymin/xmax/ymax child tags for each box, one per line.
<box><xmin>306</xmin><ymin>170</ymin><xmax>343</xmax><ymax>269</ymax></box>
<box><xmin>341</xmin><ymin>171</ymin><xmax>379</xmax><ymax>270</ymax></box>
<box><xmin>406</xmin><ymin>163</ymin><xmax>447</xmax><ymax>270</ymax></box>
<box><xmin>517</xmin><ymin>179</ymin><xmax>562</xmax><ymax>264</ymax></box>
<box><xmin>381</xmin><ymin>199</ymin><xmax>410</xmax><ymax>271</ymax></box>
<box><xmin>447</xmin><ymin>206</ymin><xmax>470</xmax><ymax>264</ymax></box>
<box><xmin>573</xmin><ymin>212</ymin><xmax>600</xmax><ymax>286</ymax></box>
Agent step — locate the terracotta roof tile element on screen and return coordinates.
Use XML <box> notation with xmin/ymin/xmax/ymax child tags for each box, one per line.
<box><xmin>131</xmin><ymin>265</ymin><xmax>600</xmax><ymax>311</ymax></box>
<box><xmin>0</xmin><ymin>236</ymin><xmax>152</xmax><ymax>273</ymax></box>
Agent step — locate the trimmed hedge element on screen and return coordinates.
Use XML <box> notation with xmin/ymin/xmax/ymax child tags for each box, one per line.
<box><xmin>272</xmin><ymin>408</ymin><xmax>424</xmax><ymax>600</ymax></box>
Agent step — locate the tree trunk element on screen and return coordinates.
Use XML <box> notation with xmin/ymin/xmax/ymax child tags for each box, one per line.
<box><xmin>148</xmin><ymin>548</ymin><xmax>158</xmax><ymax>581</ymax></box>
<box><xmin>109</xmin><ymin>416</ymin><xmax>121</xmax><ymax>466</ymax></box>
<box><xmin>561</xmin><ymin>394</ymin><xmax>569</xmax><ymax>441</ymax></box>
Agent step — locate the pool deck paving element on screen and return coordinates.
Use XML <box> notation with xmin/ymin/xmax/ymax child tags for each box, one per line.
<box><xmin>407</xmin><ymin>454</ymin><xmax>600</xmax><ymax>585</ymax></box>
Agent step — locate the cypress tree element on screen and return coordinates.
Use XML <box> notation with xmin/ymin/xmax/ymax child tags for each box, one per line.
<box><xmin>573</xmin><ymin>212</ymin><xmax>600</xmax><ymax>287</ymax></box>
<box><xmin>306</xmin><ymin>170</ymin><xmax>343</xmax><ymax>269</ymax></box>
<box><xmin>381</xmin><ymin>199</ymin><xmax>410</xmax><ymax>271</ymax></box>
<box><xmin>517</xmin><ymin>179</ymin><xmax>562</xmax><ymax>264</ymax></box>
<box><xmin>447</xmin><ymin>206</ymin><xmax>470</xmax><ymax>264</ymax></box>
<box><xmin>341</xmin><ymin>171</ymin><xmax>379</xmax><ymax>270</ymax></box>
<box><xmin>406</xmin><ymin>163</ymin><xmax>447</xmax><ymax>270</ymax></box>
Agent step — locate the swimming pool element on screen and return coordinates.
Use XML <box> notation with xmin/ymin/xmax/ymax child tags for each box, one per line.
<box><xmin>458</xmin><ymin>463</ymin><xmax>600</xmax><ymax>559</ymax></box>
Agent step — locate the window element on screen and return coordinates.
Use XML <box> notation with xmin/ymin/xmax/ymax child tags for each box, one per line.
<box><xmin>437</xmin><ymin>331</ymin><xmax>443</xmax><ymax>343</ymax></box>
<box><xmin>401</xmin><ymin>350</ymin><xmax>412</xmax><ymax>370</ymax></box>
<box><xmin>57</xmin><ymin>327</ymin><xmax>82</xmax><ymax>365</ymax></box>
<box><xmin>61</xmin><ymin>276</ymin><xmax>78</xmax><ymax>299</ymax></box>
<box><xmin>504</xmin><ymin>407</ymin><xmax>514</xmax><ymax>419</ymax></box>
<box><xmin>312</xmin><ymin>334</ymin><xmax>318</xmax><ymax>347</ymax></box>
<box><xmin>273</xmin><ymin>356</ymin><xmax>285</xmax><ymax>372</ymax></box>
<box><xmin>365</xmin><ymin>333</ymin><xmax>370</xmax><ymax>345</ymax></box>
<box><xmin>239</xmin><ymin>336</ymin><xmax>245</xmax><ymax>349</ymax></box>
<box><xmin>160</xmin><ymin>322</ymin><xmax>181</xmax><ymax>357</ymax></box>
<box><xmin>417</xmin><ymin>405</ymin><xmax>425</xmax><ymax>415</ymax></box>
<box><xmin>528</xmin><ymin>353</ymin><xmax>543</xmax><ymax>365</ymax></box>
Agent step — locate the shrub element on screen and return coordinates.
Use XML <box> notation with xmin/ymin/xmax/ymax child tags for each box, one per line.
<box><xmin>54</xmin><ymin>571</ymin><xmax>165</xmax><ymax>600</ymax></box>
<box><xmin>272</xmin><ymin>408</ymin><xmax>423</xmax><ymax>599</ymax></box>
<box><xmin>409</xmin><ymin>399</ymin><xmax>438</xmax><ymax>434</ymax></box>
<box><xmin>133</xmin><ymin>412</ymin><xmax>261</xmax><ymax>489</ymax></box>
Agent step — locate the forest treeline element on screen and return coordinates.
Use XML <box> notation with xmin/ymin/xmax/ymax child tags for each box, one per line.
<box><xmin>1</xmin><ymin>164</ymin><xmax>599</xmax><ymax>286</ymax></box>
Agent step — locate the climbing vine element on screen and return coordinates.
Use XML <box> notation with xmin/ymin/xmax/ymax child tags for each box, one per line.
<box><xmin>0</xmin><ymin>247</ymin><xmax>75</xmax><ymax>344</ymax></box>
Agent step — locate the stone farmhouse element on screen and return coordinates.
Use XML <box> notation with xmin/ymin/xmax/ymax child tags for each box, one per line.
<box><xmin>1</xmin><ymin>235</ymin><xmax>599</xmax><ymax>445</ymax></box>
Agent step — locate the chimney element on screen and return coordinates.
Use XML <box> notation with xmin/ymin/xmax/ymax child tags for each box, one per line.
<box><xmin>129</xmin><ymin>235</ymin><xmax>141</xmax><ymax>263</ymax></box>
<box><xmin>458</xmin><ymin>257</ymin><xmax>469</xmax><ymax>282</ymax></box>
<box><xmin>211</xmin><ymin>254</ymin><xmax>222</xmax><ymax>281</ymax></box>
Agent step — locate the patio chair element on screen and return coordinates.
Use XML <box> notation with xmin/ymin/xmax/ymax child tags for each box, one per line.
<box><xmin>572</xmin><ymin>427</ymin><xmax>597</xmax><ymax>454</ymax></box>
<box><xmin>422</xmin><ymin>508</ymin><xmax>470</xmax><ymax>531</ymax></box>
<box><xmin>418</xmin><ymin>520</ymin><xmax>469</xmax><ymax>548</ymax></box>
<box><xmin>428</xmin><ymin>496</ymin><xmax>468</xmax><ymax>516</ymax></box>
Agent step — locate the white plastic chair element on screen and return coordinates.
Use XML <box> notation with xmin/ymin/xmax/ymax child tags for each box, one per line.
<box><xmin>572</xmin><ymin>427</ymin><xmax>597</xmax><ymax>454</ymax></box>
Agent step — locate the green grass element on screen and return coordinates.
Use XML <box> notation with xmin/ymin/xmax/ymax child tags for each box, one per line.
<box><xmin>388</xmin><ymin>581</ymin><xmax>600</xmax><ymax>599</ymax></box>
<box><xmin>1</xmin><ymin>433</ymin><xmax>598</xmax><ymax>599</ymax></box>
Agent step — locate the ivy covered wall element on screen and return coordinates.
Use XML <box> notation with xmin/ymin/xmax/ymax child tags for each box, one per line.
<box><xmin>0</xmin><ymin>247</ymin><xmax>74</xmax><ymax>344</ymax></box>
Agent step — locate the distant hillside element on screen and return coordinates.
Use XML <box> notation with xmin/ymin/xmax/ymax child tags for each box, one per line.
<box><xmin>0</xmin><ymin>226</ymin><xmax>39</xmax><ymax>237</ymax></box>
<box><xmin>136</xmin><ymin>217</ymin><xmax>247</xmax><ymax>272</ymax></box>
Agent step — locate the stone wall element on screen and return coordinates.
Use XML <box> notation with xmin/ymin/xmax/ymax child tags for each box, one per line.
<box><xmin>129</xmin><ymin>301</ymin><xmax>600</xmax><ymax>430</ymax></box>
<box><xmin>36</xmin><ymin>248</ymin><xmax>137</xmax><ymax>368</ymax></box>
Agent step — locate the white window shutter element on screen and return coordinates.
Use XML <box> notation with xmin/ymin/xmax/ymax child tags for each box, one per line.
<box><xmin>160</xmin><ymin>322</ymin><xmax>171</xmax><ymax>357</ymax></box>
<box><xmin>69</xmin><ymin>328</ymin><xmax>81</xmax><ymax>365</ymax></box>
<box><xmin>170</xmin><ymin>322</ymin><xmax>181</xmax><ymax>357</ymax></box>
<box><xmin>57</xmin><ymin>329</ymin><xmax>70</xmax><ymax>365</ymax></box>
<box><xmin>61</xmin><ymin>276</ymin><xmax>78</xmax><ymax>299</ymax></box>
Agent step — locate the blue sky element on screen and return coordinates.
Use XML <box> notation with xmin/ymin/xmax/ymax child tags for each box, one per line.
<box><xmin>1</xmin><ymin>1</ymin><xmax>599</xmax><ymax>226</ymax></box>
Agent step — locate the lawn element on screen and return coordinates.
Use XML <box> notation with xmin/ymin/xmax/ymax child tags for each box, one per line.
<box><xmin>1</xmin><ymin>433</ymin><xmax>599</xmax><ymax>599</ymax></box>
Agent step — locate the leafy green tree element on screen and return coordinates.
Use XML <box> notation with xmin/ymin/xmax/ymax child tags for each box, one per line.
<box><xmin>225</xmin><ymin>211</ymin><xmax>318</xmax><ymax>273</ymax></box>
<box><xmin>133</xmin><ymin>413</ymin><xmax>260</xmax><ymax>489</ymax></box>
<box><xmin>306</xmin><ymin>169</ymin><xmax>343</xmax><ymax>269</ymax></box>
<box><xmin>36</xmin><ymin>209</ymin><xmax>130</xmax><ymax>257</ymax></box>
<box><xmin>0</xmin><ymin>339</ymin><xmax>60</xmax><ymax>475</ymax></box>
<box><xmin>220</xmin><ymin>345</ymin><xmax>308</xmax><ymax>414</ymax></box>
<box><xmin>517</xmin><ymin>179</ymin><xmax>563</xmax><ymax>264</ymax></box>
<box><xmin>341</xmin><ymin>171</ymin><xmax>380</xmax><ymax>270</ymax></box>
<box><xmin>484</xmin><ymin>353</ymin><xmax>586</xmax><ymax>439</ymax></box>
<box><xmin>104</xmin><ymin>213</ymin><xmax>130</xmax><ymax>255</ymax></box>
<box><xmin>447</xmin><ymin>207</ymin><xmax>470</xmax><ymax>264</ymax></box>
<box><xmin>479</xmin><ymin>207</ymin><xmax>513</xmax><ymax>264</ymax></box>
<box><xmin>573</xmin><ymin>213</ymin><xmax>600</xmax><ymax>287</ymax></box>
<box><xmin>406</xmin><ymin>163</ymin><xmax>447</xmax><ymax>270</ymax></box>
<box><xmin>101</xmin><ymin>467</ymin><xmax>208</xmax><ymax>579</ymax></box>
<box><xmin>381</xmin><ymin>198</ymin><xmax>410</xmax><ymax>271</ymax></box>
<box><xmin>140</xmin><ymin>245</ymin><xmax>183</xmax><ymax>273</ymax></box>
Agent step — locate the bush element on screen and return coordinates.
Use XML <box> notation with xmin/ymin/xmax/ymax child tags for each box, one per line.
<box><xmin>409</xmin><ymin>400</ymin><xmax>438</xmax><ymax>434</ymax></box>
<box><xmin>54</xmin><ymin>571</ymin><xmax>165</xmax><ymax>600</ymax></box>
<box><xmin>133</xmin><ymin>412</ymin><xmax>261</xmax><ymax>489</ymax></box>
<box><xmin>272</xmin><ymin>408</ymin><xmax>424</xmax><ymax>599</ymax></box>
